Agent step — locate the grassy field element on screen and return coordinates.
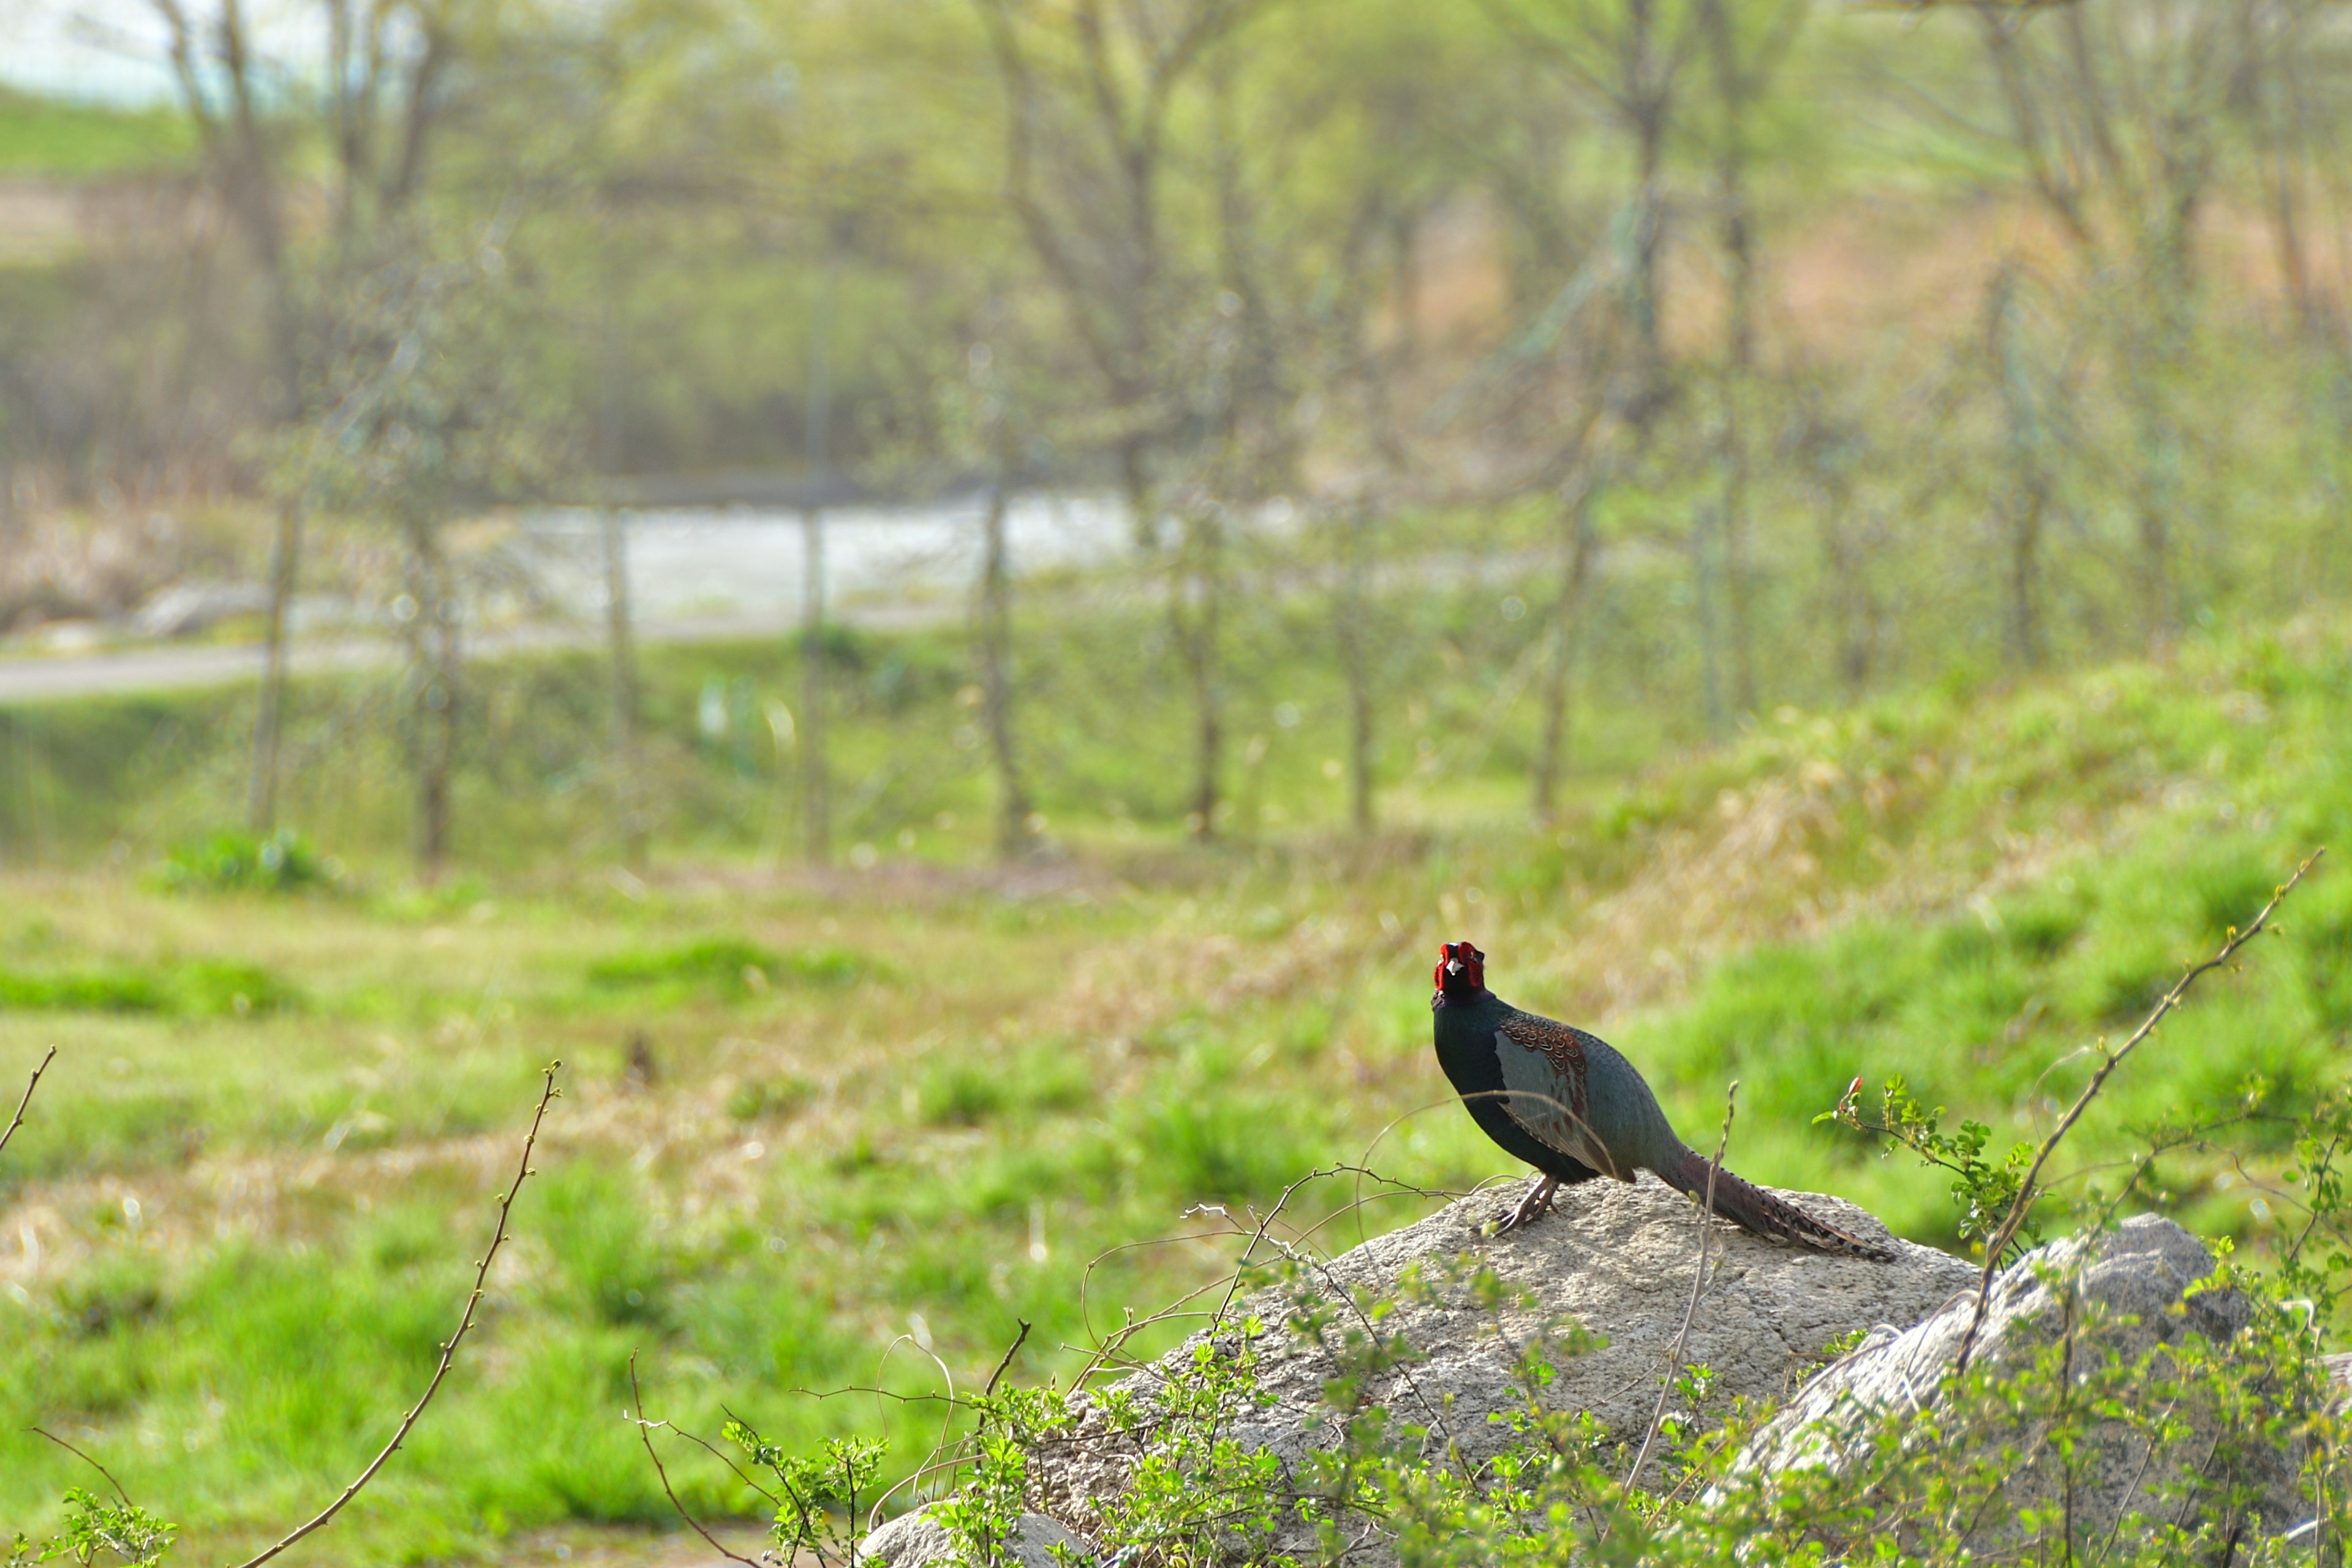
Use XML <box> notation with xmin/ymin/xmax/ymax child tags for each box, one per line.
<box><xmin>0</xmin><ymin>90</ymin><xmax>193</xmax><ymax>178</ymax></box>
<box><xmin>5</xmin><ymin>606</ymin><xmax>2351</xmax><ymax>1562</ymax></box>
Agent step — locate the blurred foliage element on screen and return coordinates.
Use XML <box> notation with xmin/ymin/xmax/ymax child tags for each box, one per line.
<box><xmin>9</xmin><ymin>0</ymin><xmax>2352</xmax><ymax>1556</ymax></box>
<box><xmin>153</xmin><ymin>832</ymin><xmax>341</xmax><ymax>895</ymax></box>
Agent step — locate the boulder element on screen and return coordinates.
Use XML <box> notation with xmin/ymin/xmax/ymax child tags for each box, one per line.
<box><xmin>1050</xmin><ymin>1175</ymin><xmax>1970</xmax><ymax>1502</ymax></box>
<box><xmin>859</xmin><ymin>1194</ymin><xmax>2337</xmax><ymax>1564</ymax></box>
<box><xmin>1734</xmin><ymin>1213</ymin><xmax>2307</xmax><ymax>1551</ymax></box>
<box><xmin>861</xmin><ymin>1506</ymin><xmax>1082</xmax><ymax>1568</ymax></box>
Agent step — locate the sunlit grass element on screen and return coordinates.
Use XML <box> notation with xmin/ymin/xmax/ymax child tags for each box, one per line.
<box><xmin>4</xmin><ymin>612</ymin><xmax>2352</xmax><ymax>1559</ymax></box>
<box><xmin>0</xmin><ymin>90</ymin><xmax>194</xmax><ymax>178</ymax></box>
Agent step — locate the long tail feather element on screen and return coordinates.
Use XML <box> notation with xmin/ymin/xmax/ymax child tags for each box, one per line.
<box><xmin>1665</xmin><ymin>1148</ymin><xmax>1894</xmax><ymax>1261</ymax></box>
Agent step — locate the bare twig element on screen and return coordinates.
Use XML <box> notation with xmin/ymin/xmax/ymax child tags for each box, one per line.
<box><xmin>224</xmin><ymin>1061</ymin><xmax>564</xmax><ymax>1568</ymax></box>
<box><xmin>875</xmin><ymin>1334</ymin><xmax>959</xmax><ymax>1482</ymax></box>
<box><xmin>694</xmin><ymin>1408</ymin><xmax>785</xmax><ymax>1503</ymax></box>
<box><xmin>630</xmin><ymin>1354</ymin><xmax>761</xmax><ymax>1568</ymax></box>
<box><xmin>1348</xmin><ymin>1095</ymin><xmax>1492</xmax><ymax>1246</ymax></box>
<box><xmin>1623</xmin><ymin>1080</ymin><xmax>1737</xmax><ymax>1498</ymax></box>
<box><xmin>30</xmin><ymin>1425</ymin><xmax>134</xmax><ymax>1507</ymax></box>
<box><xmin>1</xmin><ymin>1046</ymin><xmax>56</xmax><ymax>1164</ymax></box>
<box><xmin>984</xmin><ymin>1319</ymin><xmax>1034</xmax><ymax>1397</ymax></box>
<box><xmin>1954</xmin><ymin>851</ymin><xmax>2320</xmax><ymax>1371</ymax></box>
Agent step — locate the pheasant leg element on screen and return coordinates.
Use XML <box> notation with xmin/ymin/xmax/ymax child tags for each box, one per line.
<box><xmin>1496</xmin><ymin>1174</ymin><xmax>1560</xmax><ymax>1234</ymax></box>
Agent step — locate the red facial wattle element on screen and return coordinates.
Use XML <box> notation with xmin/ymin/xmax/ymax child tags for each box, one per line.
<box><xmin>1434</xmin><ymin>941</ymin><xmax>1485</xmax><ymax>992</ymax></box>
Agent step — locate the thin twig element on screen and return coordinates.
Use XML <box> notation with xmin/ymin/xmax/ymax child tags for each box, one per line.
<box><xmin>630</xmin><ymin>1354</ymin><xmax>761</xmax><ymax>1568</ymax></box>
<box><xmin>1954</xmin><ymin>850</ymin><xmax>2320</xmax><ymax>1371</ymax></box>
<box><xmin>984</xmin><ymin>1319</ymin><xmax>1034</xmax><ymax>1397</ymax></box>
<box><xmin>1</xmin><ymin>1046</ymin><xmax>56</xmax><ymax>1164</ymax></box>
<box><xmin>1348</xmin><ymin>1095</ymin><xmax>1490</xmax><ymax>1246</ymax></box>
<box><xmin>2282</xmin><ymin>1125</ymin><xmax>2350</xmax><ymax>1273</ymax></box>
<box><xmin>691</xmin><ymin>1408</ymin><xmax>783</xmax><ymax>1504</ymax></box>
<box><xmin>30</xmin><ymin>1425</ymin><xmax>134</xmax><ymax>1507</ymax></box>
<box><xmin>224</xmin><ymin>1061</ymin><xmax>564</xmax><ymax>1568</ymax></box>
<box><xmin>1623</xmin><ymin>1080</ymin><xmax>1737</xmax><ymax>1499</ymax></box>
<box><xmin>877</xmin><ymin>1334</ymin><xmax>959</xmax><ymax>1482</ymax></box>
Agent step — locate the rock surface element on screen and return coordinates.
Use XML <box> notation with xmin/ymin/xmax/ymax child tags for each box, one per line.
<box><xmin>1052</xmin><ymin>1174</ymin><xmax>1973</xmax><ymax>1504</ymax></box>
<box><xmin>859</xmin><ymin>1196</ymin><xmax>2335</xmax><ymax>1566</ymax></box>
<box><xmin>862</xmin><ymin>1506</ymin><xmax>1083</xmax><ymax>1568</ymax></box>
<box><xmin>1737</xmin><ymin>1213</ymin><xmax>2298</xmax><ymax>1548</ymax></box>
<box><xmin>865</xmin><ymin>1175</ymin><xmax>1968</xmax><ymax>1564</ymax></box>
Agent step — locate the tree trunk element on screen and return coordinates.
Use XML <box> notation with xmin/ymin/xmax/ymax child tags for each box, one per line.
<box><xmin>2008</xmin><ymin>484</ymin><xmax>2048</xmax><ymax>670</ymax></box>
<box><xmin>1177</xmin><ymin>505</ymin><xmax>1224</xmax><ymax>841</ymax></box>
<box><xmin>1708</xmin><ymin>0</ymin><xmax>1758</xmax><ymax>717</ymax></box>
<box><xmin>1238</xmin><ymin>733</ymin><xmax>1268</xmax><ymax>844</ymax></box>
<box><xmin>1692</xmin><ymin>501</ymin><xmax>1728</xmax><ymax>739</ymax></box>
<box><xmin>1717</xmin><ymin>394</ymin><xmax>1755</xmax><ymax>716</ymax></box>
<box><xmin>1120</xmin><ymin>439</ymin><xmax>1156</xmax><ymax>549</ymax></box>
<box><xmin>1533</xmin><ymin>479</ymin><xmax>1599</xmax><ymax>823</ymax></box>
<box><xmin>1714</xmin><ymin>173</ymin><xmax>1756</xmax><ymax>716</ymax></box>
<box><xmin>602</xmin><ymin>506</ymin><xmax>645</xmax><ymax>870</ymax></box>
<box><xmin>599</xmin><ymin>290</ymin><xmax>644</xmax><ymax>869</ymax></box>
<box><xmin>1627</xmin><ymin>0</ymin><xmax>1668</xmax><ymax>426</ymax></box>
<box><xmin>799</xmin><ymin>224</ymin><xmax>837</xmax><ymax>867</ymax></box>
<box><xmin>976</xmin><ymin>471</ymin><xmax>1031</xmax><ymax>860</ymax></box>
<box><xmin>799</xmin><ymin>509</ymin><xmax>829</xmax><ymax>865</ymax></box>
<box><xmin>1336</xmin><ymin>504</ymin><xmax>1376</xmax><ymax>837</ymax></box>
<box><xmin>1819</xmin><ymin>499</ymin><xmax>1872</xmax><ymax>695</ymax></box>
<box><xmin>247</xmin><ymin>497</ymin><xmax>302</xmax><ymax>834</ymax></box>
<box><xmin>2127</xmin><ymin>317</ymin><xmax>2180</xmax><ymax>650</ymax></box>
<box><xmin>407</xmin><ymin>532</ymin><xmax>458</xmax><ymax>880</ymax></box>
<box><xmin>1988</xmin><ymin>265</ymin><xmax>2047</xmax><ymax>669</ymax></box>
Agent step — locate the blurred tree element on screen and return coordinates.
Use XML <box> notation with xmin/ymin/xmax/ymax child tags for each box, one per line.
<box><xmin>149</xmin><ymin>0</ymin><xmax>487</xmax><ymax>832</ymax></box>
<box><xmin>1961</xmin><ymin>0</ymin><xmax>2236</xmax><ymax>647</ymax></box>
<box><xmin>1691</xmin><ymin>0</ymin><xmax>1805</xmax><ymax>719</ymax></box>
<box><xmin>287</xmin><ymin>225</ymin><xmax>552</xmax><ymax>876</ymax></box>
<box><xmin>972</xmin><ymin>0</ymin><xmax>1276</xmax><ymax>841</ymax></box>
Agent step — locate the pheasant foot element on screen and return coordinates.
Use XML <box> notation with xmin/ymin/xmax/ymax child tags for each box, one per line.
<box><xmin>1494</xmin><ymin>1174</ymin><xmax>1561</xmax><ymax>1234</ymax></box>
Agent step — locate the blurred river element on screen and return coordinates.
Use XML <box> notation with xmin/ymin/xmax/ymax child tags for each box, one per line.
<box><xmin>514</xmin><ymin>492</ymin><xmax>1134</xmax><ymax>622</ymax></box>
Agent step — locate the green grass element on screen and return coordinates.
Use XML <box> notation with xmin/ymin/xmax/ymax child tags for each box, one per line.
<box><xmin>6</xmin><ymin>611</ymin><xmax>2352</xmax><ymax>1560</ymax></box>
<box><xmin>0</xmin><ymin>90</ymin><xmax>194</xmax><ymax>178</ymax></box>
<box><xmin>585</xmin><ymin>937</ymin><xmax>870</xmax><ymax>999</ymax></box>
<box><xmin>0</xmin><ymin>957</ymin><xmax>298</xmax><ymax>1017</ymax></box>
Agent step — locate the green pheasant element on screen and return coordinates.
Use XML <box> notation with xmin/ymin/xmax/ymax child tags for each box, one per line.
<box><xmin>1431</xmin><ymin>940</ymin><xmax>1891</xmax><ymax>1257</ymax></box>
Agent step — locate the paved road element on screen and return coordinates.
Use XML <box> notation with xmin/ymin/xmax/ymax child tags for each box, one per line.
<box><xmin>0</xmin><ymin>606</ymin><xmax>951</xmax><ymax>706</ymax></box>
<box><xmin>0</xmin><ymin>540</ymin><xmax>1553</xmax><ymax>707</ymax></box>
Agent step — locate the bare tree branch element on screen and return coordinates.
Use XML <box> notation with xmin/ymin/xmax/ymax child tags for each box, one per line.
<box><xmin>0</xmin><ymin>1047</ymin><xmax>55</xmax><ymax>1165</ymax></box>
<box><xmin>225</xmin><ymin>1061</ymin><xmax>565</xmax><ymax>1568</ymax></box>
<box><xmin>984</xmin><ymin>1318</ymin><xmax>1035</xmax><ymax>1397</ymax></box>
<box><xmin>1954</xmin><ymin>851</ymin><xmax>2321</xmax><ymax>1371</ymax></box>
<box><xmin>29</xmin><ymin>1426</ymin><xmax>134</xmax><ymax>1508</ymax></box>
<box><xmin>629</xmin><ymin>1355</ymin><xmax>762</xmax><ymax>1568</ymax></box>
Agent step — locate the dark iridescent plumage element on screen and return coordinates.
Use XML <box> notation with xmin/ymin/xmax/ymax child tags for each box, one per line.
<box><xmin>1430</xmin><ymin>940</ymin><xmax>1891</xmax><ymax>1259</ymax></box>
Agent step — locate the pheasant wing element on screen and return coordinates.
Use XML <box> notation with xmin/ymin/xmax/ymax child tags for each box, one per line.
<box><xmin>1493</xmin><ymin>1017</ymin><xmax>1627</xmax><ymax>1181</ymax></box>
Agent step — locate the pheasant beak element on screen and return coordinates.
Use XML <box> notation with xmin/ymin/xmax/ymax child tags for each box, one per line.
<box><xmin>1445</xmin><ymin>959</ymin><xmax>1463</xmax><ymax>975</ymax></box>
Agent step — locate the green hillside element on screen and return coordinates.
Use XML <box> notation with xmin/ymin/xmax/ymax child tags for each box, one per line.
<box><xmin>1</xmin><ymin>609</ymin><xmax>2343</xmax><ymax>1560</ymax></box>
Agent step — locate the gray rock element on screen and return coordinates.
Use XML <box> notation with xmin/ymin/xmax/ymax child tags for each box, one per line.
<box><xmin>1042</xmin><ymin>1173</ymin><xmax>1973</xmax><ymax>1519</ymax></box>
<box><xmin>861</xmin><ymin>1506</ymin><xmax>1085</xmax><ymax>1567</ymax></box>
<box><xmin>875</xmin><ymin>1196</ymin><xmax>2337</xmax><ymax>1562</ymax></box>
<box><xmin>1735</xmin><ymin>1213</ymin><xmax>2296</xmax><ymax>1551</ymax></box>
